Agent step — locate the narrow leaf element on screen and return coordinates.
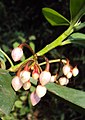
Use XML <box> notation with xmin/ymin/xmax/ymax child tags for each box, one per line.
<box><xmin>42</xmin><ymin>8</ymin><xmax>70</xmax><ymax>26</ymax></box>
<box><xmin>0</xmin><ymin>69</ymin><xmax>16</xmax><ymax>115</ymax></box>
<box><xmin>74</xmin><ymin>22</ymin><xmax>85</xmax><ymax>31</ymax></box>
<box><xmin>46</xmin><ymin>83</ymin><xmax>85</xmax><ymax>109</ymax></box>
<box><xmin>70</xmin><ymin>0</ymin><xmax>85</xmax><ymax>20</ymax></box>
<box><xmin>61</xmin><ymin>33</ymin><xmax>85</xmax><ymax>47</ymax></box>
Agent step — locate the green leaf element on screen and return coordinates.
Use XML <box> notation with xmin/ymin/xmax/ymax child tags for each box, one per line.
<box><xmin>29</xmin><ymin>35</ymin><xmax>36</xmax><ymax>41</ymax></box>
<box><xmin>0</xmin><ymin>52</ymin><xmax>6</xmax><ymax>69</ymax></box>
<box><xmin>13</xmin><ymin>42</ymin><xmax>20</xmax><ymax>48</ymax></box>
<box><xmin>0</xmin><ymin>69</ymin><xmax>16</xmax><ymax>115</ymax></box>
<box><xmin>15</xmin><ymin>100</ymin><xmax>22</xmax><ymax>108</ymax></box>
<box><xmin>61</xmin><ymin>33</ymin><xmax>85</xmax><ymax>47</ymax></box>
<box><xmin>20</xmin><ymin>96</ymin><xmax>27</xmax><ymax>101</ymax></box>
<box><xmin>30</xmin><ymin>77</ymin><xmax>37</xmax><ymax>85</ymax></box>
<box><xmin>70</xmin><ymin>0</ymin><xmax>85</xmax><ymax>20</ymax></box>
<box><xmin>30</xmin><ymin>86</ymin><xmax>36</xmax><ymax>92</ymax></box>
<box><xmin>74</xmin><ymin>22</ymin><xmax>85</xmax><ymax>31</ymax></box>
<box><xmin>42</xmin><ymin>8</ymin><xmax>70</xmax><ymax>26</ymax></box>
<box><xmin>46</xmin><ymin>83</ymin><xmax>85</xmax><ymax>109</ymax></box>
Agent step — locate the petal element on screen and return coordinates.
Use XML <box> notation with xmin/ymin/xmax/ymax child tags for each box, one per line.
<box><xmin>30</xmin><ymin>91</ymin><xmax>41</xmax><ymax>106</ymax></box>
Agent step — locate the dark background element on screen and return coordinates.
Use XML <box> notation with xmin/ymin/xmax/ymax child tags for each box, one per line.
<box><xmin>0</xmin><ymin>0</ymin><xmax>85</xmax><ymax>120</ymax></box>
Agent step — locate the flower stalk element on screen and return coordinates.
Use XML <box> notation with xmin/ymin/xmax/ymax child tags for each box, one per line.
<box><xmin>0</xmin><ymin>48</ymin><xmax>14</xmax><ymax>67</ymax></box>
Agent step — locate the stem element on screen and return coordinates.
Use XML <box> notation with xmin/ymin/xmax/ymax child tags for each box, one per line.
<box><xmin>0</xmin><ymin>49</ymin><xmax>14</xmax><ymax>67</ymax></box>
<box><xmin>44</xmin><ymin>57</ymin><xmax>50</xmax><ymax>71</ymax></box>
<box><xmin>8</xmin><ymin>26</ymin><xmax>73</xmax><ymax>72</ymax></box>
<box><xmin>8</xmin><ymin>13</ymin><xmax>81</xmax><ymax>72</ymax></box>
<box><xmin>36</xmin><ymin>26</ymin><xmax>74</xmax><ymax>56</ymax></box>
<box><xmin>19</xmin><ymin>43</ymin><xmax>37</xmax><ymax>58</ymax></box>
<box><xmin>39</xmin><ymin>59</ymin><xmax>67</xmax><ymax>66</ymax></box>
<box><xmin>6</xmin><ymin>3</ymin><xmax>84</xmax><ymax>72</ymax></box>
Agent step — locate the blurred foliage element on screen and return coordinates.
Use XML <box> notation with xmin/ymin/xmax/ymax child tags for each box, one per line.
<box><xmin>0</xmin><ymin>0</ymin><xmax>85</xmax><ymax>120</ymax></box>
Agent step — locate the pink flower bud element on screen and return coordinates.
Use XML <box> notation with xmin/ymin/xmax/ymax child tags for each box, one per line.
<box><xmin>23</xmin><ymin>81</ymin><xmax>31</xmax><ymax>90</ymax></box>
<box><xmin>20</xmin><ymin>70</ymin><xmax>30</xmax><ymax>83</ymax></box>
<box><xmin>36</xmin><ymin>85</ymin><xmax>47</xmax><ymax>98</ymax></box>
<box><xmin>12</xmin><ymin>76</ymin><xmax>23</xmax><ymax>91</ymax></box>
<box><xmin>39</xmin><ymin>71</ymin><xmax>51</xmax><ymax>85</ymax></box>
<box><xmin>30</xmin><ymin>92</ymin><xmax>41</xmax><ymax>106</ymax></box>
<box><xmin>59</xmin><ymin>77</ymin><xmax>69</xmax><ymax>86</ymax></box>
<box><xmin>11</xmin><ymin>47</ymin><xmax>23</xmax><ymax>62</ymax></box>
<box><xmin>66</xmin><ymin>71</ymin><xmax>72</xmax><ymax>79</ymax></box>
<box><xmin>72</xmin><ymin>67</ymin><xmax>79</xmax><ymax>77</ymax></box>
<box><xmin>63</xmin><ymin>65</ymin><xmax>71</xmax><ymax>75</ymax></box>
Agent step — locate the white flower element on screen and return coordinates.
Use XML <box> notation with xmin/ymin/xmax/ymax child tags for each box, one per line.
<box><xmin>20</xmin><ymin>70</ymin><xmax>30</xmax><ymax>83</ymax></box>
<box><xmin>63</xmin><ymin>65</ymin><xmax>71</xmax><ymax>75</ymax></box>
<box><xmin>23</xmin><ymin>81</ymin><xmax>31</xmax><ymax>90</ymax></box>
<box><xmin>12</xmin><ymin>76</ymin><xmax>23</xmax><ymax>91</ymax></box>
<box><xmin>59</xmin><ymin>77</ymin><xmax>69</xmax><ymax>86</ymax></box>
<box><xmin>30</xmin><ymin>92</ymin><xmax>41</xmax><ymax>106</ymax></box>
<box><xmin>72</xmin><ymin>67</ymin><xmax>79</xmax><ymax>77</ymax></box>
<box><xmin>36</xmin><ymin>85</ymin><xmax>47</xmax><ymax>98</ymax></box>
<box><xmin>11</xmin><ymin>47</ymin><xmax>23</xmax><ymax>62</ymax></box>
<box><xmin>39</xmin><ymin>71</ymin><xmax>51</xmax><ymax>85</ymax></box>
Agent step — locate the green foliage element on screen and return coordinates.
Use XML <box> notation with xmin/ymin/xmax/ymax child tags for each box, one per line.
<box><xmin>74</xmin><ymin>22</ymin><xmax>85</xmax><ymax>31</ymax></box>
<box><xmin>0</xmin><ymin>69</ymin><xmax>16</xmax><ymax>115</ymax></box>
<box><xmin>46</xmin><ymin>83</ymin><xmax>85</xmax><ymax>111</ymax></box>
<box><xmin>30</xmin><ymin>77</ymin><xmax>37</xmax><ymax>86</ymax></box>
<box><xmin>0</xmin><ymin>52</ymin><xmax>6</xmax><ymax>69</ymax></box>
<box><xmin>14</xmin><ymin>100</ymin><xmax>23</xmax><ymax>109</ymax></box>
<box><xmin>70</xmin><ymin>0</ymin><xmax>85</xmax><ymax>20</ymax></box>
<box><xmin>29</xmin><ymin>35</ymin><xmax>36</xmax><ymax>52</ymax></box>
<box><xmin>42</xmin><ymin>8</ymin><xmax>70</xmax><ymax>26</ymax></box>
<box><xmin>61</xmin><ymin>33</ymin><xmax>85</xmax><ymax>46</ymax></box>
<box><xmin>0</xmin><ymin>0</ymin><xmax>85</xmax><ymax>119</ymax></box>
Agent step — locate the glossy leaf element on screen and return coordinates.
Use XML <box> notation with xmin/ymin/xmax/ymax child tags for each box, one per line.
<box><xmin>61</xmin><ymin>33</ymin><xmax>85</xmax><ymax>47</ymax></box>
<box><xmin>46</xmin><ymin>83</ymin><xmax>85</xmax><ymax>109</ymax></box>
<box><xmin>42</xmin><ymin>8</ymin><xmax>70</xmax><ymax>26</ymax></box>
<box><xmin>70</xmin><ymin>0</ymin><xmax>85</xmax><ymax>20</ymax></box>
<box><xmin>0</xmin><ymin>69</ymin><xmax>16</xmax><ymax>115</ymax></box>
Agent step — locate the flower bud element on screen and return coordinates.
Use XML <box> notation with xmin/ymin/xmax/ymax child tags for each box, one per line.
<box><xmin>63</xmin><ymin>65</ymin><xmax>71</xmax><ymax>75</ymax></box>
<box><xmin>32</xmin><ymin>72</ymin><xmax>39</xmax><ymax>80</ymax></box>
<box><xmin>30</xmin><ymin>92</ymin><xmax>41</xmax><ymax>106</ymax></box>
<box><xmin>66</xmin><ymin>71</ymin><xmax>72</xmax><ymax>79</ymax></box>
<box><xmin>32</xmin><ymin>64</ymin><xmax>39</xmax><ymax>80</ymax></box>
<box><xmin>50</xmin><ymin>75</ymin><xmax>56</xmax><ymax>82</ymax></box>
<box><xmin>11</xmin><ymin>47</ymin><xmax>23</xmax><ymax>62</ymax></box>
<box><xmin>12</xmin><ymin>76</ymin><xmax>23</xmax><ymax>91</ymax></box>
<box><xmin>23</xmin><ymin>81</ymin><xmax>31</xmax><ymax>90</ymax></box>
<box><xmin>59</xmin><ymin>77</ymin><xmax>69</xmax><ymax>86</ymax></box>
<box><xmin>72</xmin><ymin>67</ymin><xmax>79</xmax><ymax>77</ymax></box>
<box><xmin>36</xmin><ymin>85</ymin><xmax>47</xmax><ymax>98</ymax></box>
<box><xmin>39</xmin><ymin>71</ymin><xmax>51</xmax><ymax>85</ymax></box>
<box><xmin>20</xmin><ymin>70</ymin><xmax>30</xmax><ymax>83</ymax></box>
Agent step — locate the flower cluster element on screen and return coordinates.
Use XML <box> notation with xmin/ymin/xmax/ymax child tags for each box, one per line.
<box><xmin>59</xmin><ymin>61</ymin><xmax>79</xmax><ymax>86</ymax></box>
<box><xmin>11</xmin><ymin>44</ymin><xmax>79</xmax><ymax>106</ymax></box>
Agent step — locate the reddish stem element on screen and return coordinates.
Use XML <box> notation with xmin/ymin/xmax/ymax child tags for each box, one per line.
<box><xmin>44</xmin><ymin>57</ymin><xmax>50</xmax><ymax>72</ymax></box>
<box><xmin>66</xmin><ymin>59</ymin><xmax>70</xmax><ymax>65</ymax></box>
<box><xmin>19</xmin><ymin>43</ymin><xmax>36</xmax><ymax>56</ymax></box>
<box><xmin>17</xmin><ymin>59</ymin><xmax>34</xmax><ymax>76</ymax></box>
<box><xmin>33</xmin><ymin>64</ymin><xmax>39</xmax><ymax>73</ymax></box>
